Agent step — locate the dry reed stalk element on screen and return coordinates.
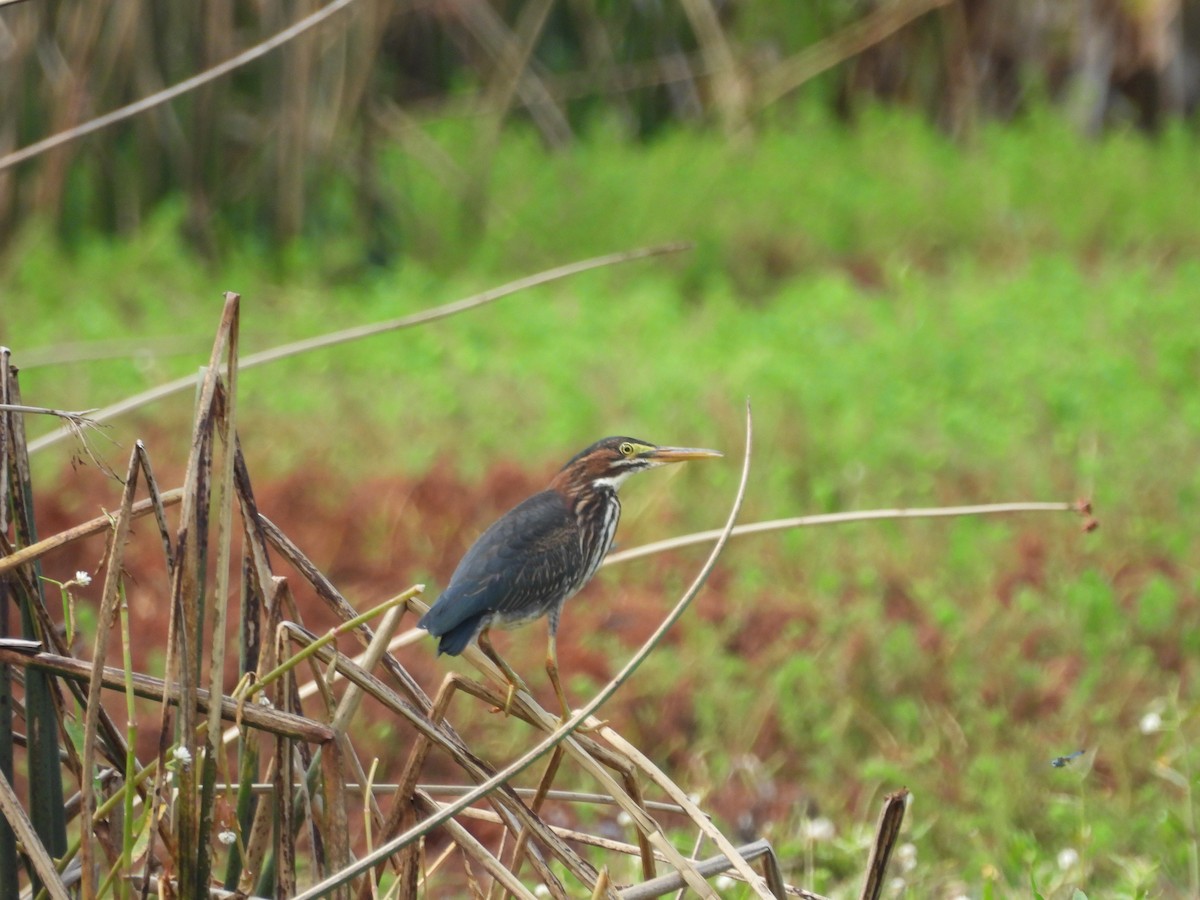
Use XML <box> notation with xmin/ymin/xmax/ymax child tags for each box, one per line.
<box><xmin>28</xmin><ymin>243</ymin><xmax>691</xmax><ymax>455</ymax></box>
<box><xmin>0</xmin><ymin>352</ymin><xmax>69</xmax><ymax>896</ymax></box>
<box><xmin>0</xmin><ymin>489</ymin><xmax>184</xmax><ymax>577</ymax></box>
<box><xmin>859</xmin><ymin>788</ymin><xmax>910</xmax><ymax>900</ymax></box>
<box><xmin>0</xmin><ymin>649</ymin><xmax>334</xmax><ymax>743</ymax></box>
<box><xmin>758</xmin><ymin>0</ymin><xmax>953</xmax><ymax>108</ymax></box>
<box><xmin>78</xmin><ymin>443</ymin><xmax>145</xmax><ymax>896</ymax></box>
<box><xmin>165</xmin><ymin>294</ymin><xmax>238</xmax><ymax>895</ymax></box>
<box><xmin>678</xmin><ymin>0</ymin><xmax>747</xmax><ymax>135</ymax></box>
<box><xmin>0</xmin><ymin>768</ymin><xmax>68</xmax><ymax>900</ymax></box>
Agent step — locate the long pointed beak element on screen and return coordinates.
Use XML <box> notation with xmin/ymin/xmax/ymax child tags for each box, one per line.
<box><xmin>643</xmin><ymin>446</ymin><xmax>723</xmax><ymax>464</ymax></box>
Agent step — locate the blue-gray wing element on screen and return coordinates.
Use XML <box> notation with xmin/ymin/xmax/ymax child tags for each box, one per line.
<box><xmin>419</xmin><ymin>490</ymin><xmax>582</xmax><ymax>654</ymax></box>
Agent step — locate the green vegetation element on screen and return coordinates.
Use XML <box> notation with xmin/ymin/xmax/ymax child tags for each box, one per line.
<box><xmin>6</xmin><ymin>109</ymin><xmax>1200</xmax><ymax>895</ymax></box>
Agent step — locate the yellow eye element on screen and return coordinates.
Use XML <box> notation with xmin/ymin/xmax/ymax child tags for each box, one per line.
<box><xmin>619</xmin><ymin>442</ymin><xmax>635</xmax><ymax>456</ymax></box>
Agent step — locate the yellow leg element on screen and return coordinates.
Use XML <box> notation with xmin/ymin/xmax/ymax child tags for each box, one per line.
<box><xmin>547</xmin><ymin>634</ymin><xmax>607</xmax><ymax>731</ymax></box>
<box><xmin>478</xmin><ymin>629</ymin><xmax>526</xmax><ymax>715</ymax></box>
<box><xmin>545</xmin><ymin>634</ymin><xmax>573</xmax><ymax>723</ymax></box>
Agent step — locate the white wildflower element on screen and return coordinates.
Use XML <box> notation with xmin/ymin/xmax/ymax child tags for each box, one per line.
<box><xmin>1140</xmin><ymin>711</ymin><xmax>1163</xmax><ymax>734</ymax></box>
<box><xmin>714</xmin><ymin>875</ymin><xmax>736</xmax><ymax>891</ymax></box>
<box><xmin>888</xmin><ymin>876</ymin><xmax>906</xmax><ymax>894</ymax></box>
<box><xmin>534</xmin><ymin>885</ymin><xmax>551</xmax><ymax>897</ymax></box>
<box><xmin>218</xmin><ymin>829</ymin><xmax>237</xmax><ymax>846</ymax></box>
<box><xmin>616</xmin><ymin>811</ymin><xmax>633</xmax><ymax>827</ymax></box>
<box><xmin>173</xmin><ymin>746</ymin><xmax>192</xmax><ymax>767</ymax></box>
<box><xmin>74</xmin><ymin>571</ymin><xmax>92</xmax><ymax>586</ymax></box>
<box><xmin>804</xmin><ymin>816</ymin><xmax>835</xmax><ymax>842</ymax></box>
<box><xmin>1057</xmin><ymin>847</ymin><xmax>1079</xmax><ymax>871</ymax></box>
<box><xmin>896</xmin><ymin>842</ymin><xmax>917</xmax><ymax>873</ymax></box>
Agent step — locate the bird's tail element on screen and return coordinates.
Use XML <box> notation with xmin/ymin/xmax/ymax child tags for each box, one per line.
<box><xmin>418</xmin><ymin>606</ymin><xmax>478</xmax><ymax>657</ymax></box>
<box><xmin>432</xmin><ymin>619</ymin><xmax>477</xmax><ymax>656</ymax></box>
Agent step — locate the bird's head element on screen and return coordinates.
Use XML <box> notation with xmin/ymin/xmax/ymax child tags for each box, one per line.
<box><xmin>552</xmin><ymin>436</ymin><xmax>723</xmax><ymax>494</ymax></box>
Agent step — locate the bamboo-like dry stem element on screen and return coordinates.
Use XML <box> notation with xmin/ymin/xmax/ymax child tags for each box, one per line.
<box><xmin>0</xmin><ymin>769</ymin><xmax>69</xmax><ymax>900</ymax></box>
<box><xmin>0</xmin><ymin>490</ymin><xmax>185</xmax><ymax>577</ymax></box>
<box><xmin>758</xmin><ymin>0</ymin><xmax>953</xmax><ymax>108</ymax></box>
<box><xmin>79</xmin><ymin>444</ymin><xmax>143</xmax><ymax>897</ymax></box>
<box><xmin>859</xmin><ymin>789</ymin><xmax>909</xmax><ymax>900</ymax></box>
<box><xmin>0</xmin><ymin>649</ymin><xmax>334</xmax><ymax>742</ymax></box>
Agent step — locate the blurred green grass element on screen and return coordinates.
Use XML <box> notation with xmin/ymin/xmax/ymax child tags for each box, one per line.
<box><xmin>5</xmin><ymin>108</ymin><xmax>1200</xmax><ymax>895</ymax></box>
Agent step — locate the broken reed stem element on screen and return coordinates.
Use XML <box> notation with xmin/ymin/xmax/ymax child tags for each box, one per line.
<box><xmin>0</xmin><ymin>770</ymin><xmax>69</xmax><ymax>900</ymax></box>
<box><xmin>79</xmin><ymin>444</ymin><xmax>144</xmax><ymax>898</ymax></box>
<box><xmin>0</xmin><ymin>490</ymin><xmax>184</xmax><ymax>577</ymax></box>
<box><xmin>246</xmin><ymin>589</ymin><xmax>422</xmax><ymax>704</ymax></box>
<box><xmin>119</xmin><ymin>579</ymin><xmax>140</xmax><ymax>891</ymax></box>
<box><xmin>0</xmin><ymin>649</ymin><xmax>333</xmax><ymax>743</ymax></box>
<box><xmin>859</xmin><ymin>789</ymin><xmax>910</xmax><ymax>900</ymax></box>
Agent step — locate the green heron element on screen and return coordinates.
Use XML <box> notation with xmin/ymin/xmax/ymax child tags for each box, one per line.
<box><xmin>419</xmin><ymin>436</ymin><xmax>722</xmax><ymax>719</ymax></box>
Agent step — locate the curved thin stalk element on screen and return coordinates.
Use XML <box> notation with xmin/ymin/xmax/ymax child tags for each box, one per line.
<box><xmin>292</xmin><ymin>402</ymin><xmax>754</xmax><ymax>899</ymax></box>
<box><xmin>604</xmin><ymin>500</ymin><xmax>1085</xmax><ymax>566</ymax></box>
<box><xmin>28</xmin><ymin>243</ymin><xmax>689</xmax><ymax>454</ymax></box>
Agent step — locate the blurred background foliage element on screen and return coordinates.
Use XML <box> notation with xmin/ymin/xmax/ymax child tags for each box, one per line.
<box><xmin>4</xmin><ymin>1</ymin><xmax>1200</xmax><ymax>895</ymax></box>
<box><xmin>2</xmin><ymin>0</ymin><xmax>1198</xmax><ymax>261</ymax></box>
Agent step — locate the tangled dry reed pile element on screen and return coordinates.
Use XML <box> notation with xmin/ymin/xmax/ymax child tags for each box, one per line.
<box><xmin>0</xmin><ymin>292</ymin><xmax>917</xmax><ymax>898</ymax></box>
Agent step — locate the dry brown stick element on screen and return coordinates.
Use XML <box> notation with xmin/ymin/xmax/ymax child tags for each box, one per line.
<box><xmin>79</xmin><ymin>444</ymin><xmax>143</xmax><ymax>897</ymax></box>
<box><xmin>0</xmin><ymin>768</ymin><xmax>69</xmax><ymax>900</ymax></box>
<box><xmin>599</xmin><ymin>728</ymin><xmax>766</xmax><ymax>897</ymax></box>
<box><xmin>0</xmin><ymin>0</ymin><xmax>364</xmax><ymax>173</ymax></box>
<box><xmin>431</xmin><ymin>638</ymin><xmax>707</xmax><ymax>898</ymax></box>
<box><xmin>0</xmin><ymin>649</ymin><xmax>333</xmax><ymax>743</ymax></box>
<box><xmin>381</xmin><ymin>675</ymin><xmax>468</xmax><ymax>900</ymax></box>
<box><xmin>452</xmin><ymin>0</ymin><xmax>571</xmax><ymax>148</ymax></box>
<box><xmin>619</xmin><ymin>839</ymin><xmax>816</xmax><ymax>900</ymax></box>
<box><xmin>859</xmin><ymin>788</ymin><xmax>909</xmax><ymax>900</ymax></box>
<box><xmin>258</xmin><ymin>515</ymin><xmax>435</xmax><ymax>715</ymax></box>
<box><xmin>274</xmin><ymin>626</ymin><xmax>298</xmax><ymax>899</ymax></box>
<box><xmin>237</xmin><ymin>577</ymin><xmax>289</xmax><ymax>895</ymax></box>
<box><xmin>199</xmin><ymin>298</ymin><xmax>243</xmax><ymax>892</ymax></box>
<box><xmin>0</xmin><ymin>490</ymin><xmax>184</xmax><ymax>577</ymax></box>
<box><xmin>499</xmin><ymin>746</ymin><xmax>566</xmax><ymax>899</ymax></box>
<box><xmin>167</xmin><ymin>293</ymin><xmax>238</xmax><ymax>897</ymax></box>
<box><xmin>412</xmin><ymin>789</ymin><xmax>541</xmax><ymax>900</ymax></box>
<box><xmin>279</xmin><ymin>635</ymin><xmax>587</xmax><ymax>896</ymax></box>
<box><xmin>758</xmin><ymin>0</ymin><xmax>952</xmax><ymax>108</ymax></box>
<box><xmin>679</xmin><ymin>0</ymin><xmax>747</xmax><ymax>134</ymax></box>
<box><xmin>361</xmin><ymin>675</ymin><xmax>568</xmax><ymax>900</ymax></box>
<box><xmin>312</xmin><ymin>601</ymin><xmax>408</xmax><ymax>832</ymax></box>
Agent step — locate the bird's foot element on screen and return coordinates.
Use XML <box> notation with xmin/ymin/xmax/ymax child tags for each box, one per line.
<box><xmin>488</xmin><ymin>680</ymin><xmax>526</xmax><ymax>716</ymax></box>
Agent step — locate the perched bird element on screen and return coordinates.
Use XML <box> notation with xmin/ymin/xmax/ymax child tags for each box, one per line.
<box><xmin>418</xmin><ymin>436</ymin><xmax>722</xmax><ymax>719</ymax></box>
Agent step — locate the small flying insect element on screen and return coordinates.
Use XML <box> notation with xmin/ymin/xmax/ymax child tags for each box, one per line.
<box><xmin>1051</xmin><ymin>750</ymin><xmax>1086</xmax><ymax>768</ymax></box>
